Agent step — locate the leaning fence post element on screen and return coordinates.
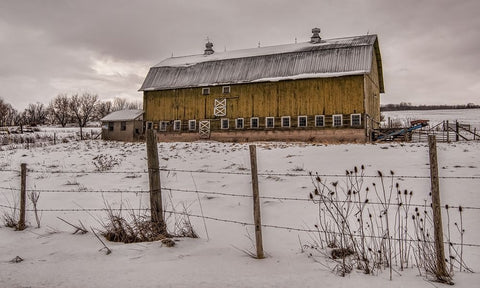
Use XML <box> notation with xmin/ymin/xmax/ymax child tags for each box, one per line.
<box><xmin>428</xmin><ymin>135</ymin><xmax>448</xmax><ymax>280</ymax></box>
<box><xmin>249</xmin><ymin>145</ymin><xmax>264</xmax><ymax>259</ymax></box>
<box><xmin>146</xmin><ymin>129</ymin><xmax>166</xmax><ymax>232</ymax></box>
<box><xmin>455</xmin><ymin>121</ymin><xmax>459</xmax><ymax>142</ymax></box>
<box><xmin>18</xmin><ymin>163</ymin><xmax>27</xmax><ymax>231</ymax></box>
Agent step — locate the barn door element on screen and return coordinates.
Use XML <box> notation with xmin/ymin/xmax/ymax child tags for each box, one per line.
<box><xmin>199</xmin><ymin>120</ymin><xmax>210</xmax><ymax>139</ymax></box>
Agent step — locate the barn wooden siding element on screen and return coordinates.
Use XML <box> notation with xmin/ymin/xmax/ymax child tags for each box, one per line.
<box><xmin>144</xmin><ymin>75</ymin><xmax>365</xmax><ymax>122</ymax></box>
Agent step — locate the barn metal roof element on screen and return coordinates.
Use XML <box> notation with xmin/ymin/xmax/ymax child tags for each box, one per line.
<box><xmin>100</xmin><ymin>109</ymin><xmax>143</xmax><ymax>122</ymax></box>
<box><xmin>140</xmin><ymin>34</ymin><xmax>384</xmax><ymax>93</ymax></box>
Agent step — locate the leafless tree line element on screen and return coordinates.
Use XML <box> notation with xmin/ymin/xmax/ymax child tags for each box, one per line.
<box><xmin>0</xmin><ymin>94</ymin><xmax>142</xmax><ymax>128</ymax></box>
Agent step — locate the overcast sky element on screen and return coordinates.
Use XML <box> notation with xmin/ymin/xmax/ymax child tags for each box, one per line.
<box><xmin>0</xmin><ymin>0</ymin><xmax>479</xmax><ymax>110</ymax></box>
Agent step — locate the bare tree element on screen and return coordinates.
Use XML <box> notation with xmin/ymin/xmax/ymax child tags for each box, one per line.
<box><xmin>49</xmin><ymin>94</ymin><xmax>71</xmax><ymax>127</ymax></box>
<box><xmin>111</xmin><ymin>97</ymin><xmax>142</xmax><ymax>111</ymax></box>
<box><xmin>69</xmin><ymin>92</ymin><xmax>98</xmax><ymax>139</ymax></box>
<box><xmin>0</xmin><ymin>98</ymin><xmax>18</xmax><ymax>127</ymax></box>
<box><xmin>96</xmin><ymin>100</ymin><xmax>113</xmax><ymax>120</ymax></box>
<box><xmin>127</xmin><ymin>100</ymin><xmax>143</xmax><ymax>110</ymax></box>
<box><xmin>23</xmin><ymin>102</ymin><xmax>47</xmax><ymax>126</ymax></box>
<box><xmin>112</xmin><ymin>97</ymin><xmax>128</xmax><ymax>111</ymax></box>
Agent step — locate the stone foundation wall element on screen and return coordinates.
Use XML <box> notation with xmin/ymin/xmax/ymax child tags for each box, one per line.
<box><xmin>155</xmin><ymin>129</ymin><xmax>367</xmax><ymax>143</ymax></box>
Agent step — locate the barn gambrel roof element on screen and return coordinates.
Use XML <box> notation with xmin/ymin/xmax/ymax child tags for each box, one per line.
<box><xmin>140</xmin><ymin>34</ymin><xmax>384</xmax><ymax>93</ymax></box>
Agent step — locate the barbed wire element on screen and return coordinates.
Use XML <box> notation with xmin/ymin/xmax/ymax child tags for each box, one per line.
<box><xmin>1</xmin><ymin>167</ymin><xmax>479</xmax><ymax>180</ymax></box>
<box><xmin>1</xmin><ymin>203</ymin><xmax>478</xmax><ymax>247</ymax></box>
<box><xmin>0</xmin><ymin>169</ymin><xmax>20</xmax><ymax>173</ymax></box>
<box><xmin>2</xmin><ymin>184</ymin><xmax>480</xmax><ymax>211</ymax></box>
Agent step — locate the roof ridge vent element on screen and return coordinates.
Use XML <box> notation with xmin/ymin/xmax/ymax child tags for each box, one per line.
<box><xmin>204</xmin><ymin>41</ymin><xmax>214</xmax><ymax>55</ymax></box>
<box><xmin>310</xmin><ymin>27</ymin><xmax>322</xmax><ymax>44</ymax></box>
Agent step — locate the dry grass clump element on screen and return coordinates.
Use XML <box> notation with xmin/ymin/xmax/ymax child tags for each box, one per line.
<box><xmin>101</xmin><ymin>201</ymin><xmax>198</xmax><ymax>245</ymax></box>
<box><xmin>101</xmin><ymin>206</ymin><xmax>170</xmax><ymax>244</ymax></box>
<box><xmin>305</xmin><ymin>165</ymin><xmax>460</xmax><ymax>283</ymax></box>
<box><xmin>3</xmin><ymin>211</ymin><xmax>18</xmax><ymax>228</ymax></box>
<box><xmin>92</xmin><ymin>154</ymin><xmax>120</xmax><ymax>171</ymax></box>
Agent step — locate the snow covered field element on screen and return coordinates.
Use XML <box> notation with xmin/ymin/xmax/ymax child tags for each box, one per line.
<box><xmin>1</xmin><ymin>139</ymin><xmax>479</xmax><ymax>288</ymax></box>
<box><xmin>382</xmin><ymin>109</ymin><xmax>480</xmax><ymax>129</ymax></box>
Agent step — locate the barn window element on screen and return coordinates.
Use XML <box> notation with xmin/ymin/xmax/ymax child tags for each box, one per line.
<box><xmin>188</xmin><ymin>120</ymin><xmax>196</xmax><ymax>131</ymax></box>
<box><xmin>351</xmin><ymin>114</ymin><xmax>361</xmax><ymax>126</ymax></box>
<box><xmin>298</xmin><ymin>116</ymin><xmax>307</xmax><ymax>127</ymax></box>
<box><xmin>108</xmin><ymin>122</ymin><xmax>114</xmax><ymax>131</ymax></box>
<box><xmin>281</xmin><ymin>116</ymin><xmax>291</xmax><ymax>128</ymax></box>
<box><xmin>315</xmin><ymin>115</ymin><xmax>325</xmax><ymax>127</ymax></box>
<box><xmin>202</xmin><ymin>88</ymin><xmax>210</xmax><ymax>95</ymax></box>
<box><xmin>250</xmin><ymin>117</ymin><xmax>259</xmax><ymax>129</ymax></box>
<box><xmin>120</xmin><ymin>121</ymin><xmax>126</xmax><ymax>131</ymax></box>
<box><xmin>222</xmin><ymin>86</ymin><xmax>231</xmax><ymax>94</ymax></box>
<box><xmin>236</xmin><ymin>118</ymin><xmax>244</xmax><ymax>129</ymax></box>
<box><xmin>173</xmin><ymin>120</ymin><xmax>181</xmax><ymax>131</ymax></box>
<box><xmin>221</xmin><ymin>118</ymin><xmax>229</xmax><ymax>129</ymax></box>
<box><xmin>146</xmin><ymin>121</ymin><xmax>153</xmax><ymax>130</ymax></box>
<box><xmin>266</xmin><ymin>117</ymin><xmax>275</xmax><ymax>128</ymax></box>
<box><xmin>159</xmin><ymin>121</ymin><xmax>168</xmax><ymax>132</ymax></box>
<box><xmin>333</xmin><ymin>115</ymin><xmax>343</xmax><ymax>127</ymax></box>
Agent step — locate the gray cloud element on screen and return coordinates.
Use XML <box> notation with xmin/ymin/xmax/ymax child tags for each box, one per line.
<box><xmin>0</xmin><ymin>0</ymin><xmax>479</xmax><ymax>110</ymax></box>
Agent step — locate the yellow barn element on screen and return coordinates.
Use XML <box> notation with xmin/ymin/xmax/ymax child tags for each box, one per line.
<box><xmin>140</xmin><ymin>28</ymin><xmax>384</xmax><ymax>143</ymax></box>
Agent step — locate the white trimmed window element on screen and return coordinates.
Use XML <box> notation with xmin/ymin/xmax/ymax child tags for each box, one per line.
<box><xmin>281</xmin><ymin>116</ymin><xmax>291</xmax><ymax>128</ymax></box>
<box><xmin>332</xmin><ymin>114</ymin><xmax>343</xmax><ymax>127</ymax></box>
<box><xmin>202</xmin><ymin>88</ymin><xmax>210</xmax><ymax>95</ymax></box>
<box><xmin>221</xmin><ymin>118</ymin><xmax>229</xmax><ymax>129</ymax></box>
<box><xmin>315</xmin><ymin>115</ymin><xmax>325</xmax><ymax>127</ymax></box>
<box><xmin>351</xmin><ymin>114</ymin><xmax>361</xmax><ymax>126</ymax></box>
<box><xmin>146</xmin><ymin>121</ymin><xmax>153</xmax><ymax>130</ymax></box>
<box><xmin>236</xmin><ymin>118</ymin><xmax>244</xmax><ymax>129</ymax></box>
<box><xmin>159</xmin><ymin>121</ymin><xmax>168</xmax><ymax>132</ymax></box>
<box><xmin>222</xmin><ymin>86</ymin><xmax>231</xmax><ymax>94</ymax></box>
<box><xmin>298</xmin><ymin>116</ymin><xmax>307</xmax><ymax>127</ymax></box>
<box><xmin>173</xmin><ymin>120</ymin><xmax>181</xmax><ymax>131</ymax></box>
<box><xmin>108</xmin><ymin>122</ymin><xmax>114</xmax><ymax>131</ymax></box>
<box><xmin>250</xmin><ymin>117</ymin><xmax>259</xmax><ymax>129</ymax></box>
<box><xmin>188</xmin><ymin>120</ymin><xmax>196</xmax><ymax>131</ymax></box>
<box><xmin>266</xmin><ymin>117</ymin><xmax>275</xmax><ymax>128</ymax></box>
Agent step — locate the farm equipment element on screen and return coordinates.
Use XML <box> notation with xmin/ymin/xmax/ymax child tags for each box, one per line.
<box><xmin>373</xmin><ymin>120</ymin><xmax>429</xmax><ymax>141</ymax></box>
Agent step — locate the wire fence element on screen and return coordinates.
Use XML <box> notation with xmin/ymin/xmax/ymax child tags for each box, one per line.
<box><xmin>2</xmin><ymin>167</ymin><xmax>480</xmax><ymax>179</ymax></box>
<box><xmin>1</xmin><ymin>184</ymin><xmax>479</xmax><ymax>211</ymax></box>
<box><xmin>0</xmin><ymin>156</ymin><xmax>480</xmax><ymax>278</ymax></box>
<box><xmin>0</xmin><ymin>164</ymin><xmax>480</xmax><ymax>232</ymax></box>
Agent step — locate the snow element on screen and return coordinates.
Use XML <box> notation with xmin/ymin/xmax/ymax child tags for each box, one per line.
<box><xmin>383</xmin><ymin>109</ymin><xmax>480</xmax><ymax>130</ymax></box>
<box><xmin>252</xmin><ymin>70</ymin><xmax>369</xmax><ymax>83</ymax></box>
<box><xmin>100</xmin><ymin>109</ymin><xmax>143</xmax><ymax>122</ymax></box>
<box><xmin>1</xmin><ymin>138</ymin><xmax>479</xmax><ymax>287</ymax></box>
<box><xmin>154</xmin><ymin>35</ymin><xmax>374</xmax><ymax>68</ymax></box>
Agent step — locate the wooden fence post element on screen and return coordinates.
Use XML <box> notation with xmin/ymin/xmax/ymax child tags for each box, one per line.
<box><xmin>428</xmin><ymin>135</ymin><xmax>448</xmax><ymax>279</ymax></box>
<box><xmin>249</xmin><ymin>145</ymin><xmax>264</xmax><ymax>259</ymax></box>
<box><xmin>146</xmin><ymin>129</ymin><xmax>166</xmax><ymax>232</ymax></box>
<box><xmin>446</xmin><ymin>120</ymin><xmax>450</xmax><ymax>143</ymax></box>
<box><xmin>18</xmin><ymin>163</ymin><xmax>27</xmax><ymax>231</ymax></box>
<box><xmin>455</xmin><ymin>121</ymin><xmax>459</xmax><ymax>142</ymax></box>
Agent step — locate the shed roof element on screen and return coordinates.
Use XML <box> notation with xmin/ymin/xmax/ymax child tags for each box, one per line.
<box><xmin>100</xmin><ymin>109</ymin><xmax>143</xmax><ymax>122</ymax></box>
<box><xmin>140</xmin><ymin>34</ymin><xmax>384</xmax><ymax>93</ymax></box>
